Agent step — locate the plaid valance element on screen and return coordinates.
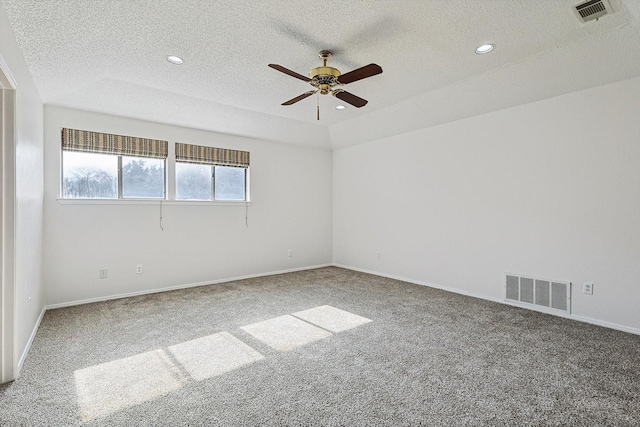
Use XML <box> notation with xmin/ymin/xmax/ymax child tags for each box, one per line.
<box><xmin>175</xmin><ymin>142</ymin><xmax>250</xmax><ymax>168</ymax></box>
<box><xmin>61</xmin><ymin>128</ymin><xmax>168</xmax><ymax>159</ymax></box>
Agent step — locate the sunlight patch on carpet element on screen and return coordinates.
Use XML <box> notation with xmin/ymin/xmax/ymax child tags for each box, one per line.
<box><xmin>168</xmin><ymin>331</ymin><xmax>264</xmax><ymax>381</ymax></box>
<box><xmin>74</xmin><ymin>349</ymin><xmax>187</xmax><ymax>421</ymax></box>
<box><xmin>73</xmin><ymin>305</ymin><xmax>373</xmax><ymax>420</ymax></box>
<box><xmin>293</xmin><ymin>305</ymin><xmax>372</xmax><ymax>333</ymax></box>
<box><xmin>241</xmin><ymin>315</ymin><xmax>332</xmax><ymax>351</ymax></box>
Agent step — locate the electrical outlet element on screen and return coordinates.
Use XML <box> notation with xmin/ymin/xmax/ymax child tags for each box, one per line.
<box><xmin>288</xmin><ymin>249</ymin><xmax>293</xmax><ymax>257</ymax></box>
<box><xmin>136</xmin><ymin>265</ymin><xmax>143</xmax><ymax>274</ymax></box>
<box><xmin>583</xmin><ymin>282</ymin><xmax>593</xmax><ymax>295</ymax></box>
<box><xmin>99</xmin><ymin>269</ymin><xmax>108</xmax><ymax>279</ymax></box>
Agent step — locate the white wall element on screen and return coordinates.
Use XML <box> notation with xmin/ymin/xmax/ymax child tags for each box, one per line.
<box><xmin>0</xmin><ymin>4</ymin><xmax>45</xmax><ymax>371</ymax></box>
<box><xmin>333</xmin><ymin>76</ymin><xmax>640</xmax><ymax>333</ymax></box>
<box><xmin>43</xmin><ymin>106</ymin><xmax>332</xmax><ymax>305</ymax></box>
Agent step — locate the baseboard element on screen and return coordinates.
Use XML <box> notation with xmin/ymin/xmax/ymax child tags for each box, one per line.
<box><xmin>45</xmin><ymin>264</ymin><xmax>333</xmax><ymax>310</ymax></box>
<box><xmin>568</xmin><ymin>315</ymin><xmax>640</xmax><ymax>335</ymax></box>
<box><xmin>17</xmin><ymin>306</ymin><xmax>46</xmax><ymax>376</ymax></box>
<box><xmin>333</xmin><ymin>264</ymin><xmax>640</xmax><ymax>336</ymax></box>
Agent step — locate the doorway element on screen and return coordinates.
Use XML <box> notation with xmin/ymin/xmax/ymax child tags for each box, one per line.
<box><xmin>0</xmin><ymin>56</ymin><xmax>17</xmax><ymax>384</ymax></box>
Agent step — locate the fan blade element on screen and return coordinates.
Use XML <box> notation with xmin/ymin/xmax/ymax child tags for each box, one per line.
<box><xmin>268</xmin><ymin>64</ymin><xmax>311</xmax><ymax>82</ymax></box>
<box><xmin>282</xmin><ymin>91</ymin><xmax>316</xmax><ymax>106</ymax></box>
<box><xmin>333</xmin><ymin>90</ymin><xmax>368</xmax><ymax>108</ymax></box>
<box><xmin>337</xmin><ymin>64</ymin><xmax>383</xmax><ymax>85</ymax></box>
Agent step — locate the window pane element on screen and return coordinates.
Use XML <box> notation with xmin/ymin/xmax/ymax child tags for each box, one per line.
<box><xmin>122</xmin><ymin>156</ymin><xmax>165</xmax><ymax>198</ymax></box>
<box><xmin>214</xmin><ymin>166</ymin><xmax>245</xmax><ymax>201</ymax></box>
<box><xmin>176</xmin><ymin>163</ymin><xmax>212</xmax><ymax>200</ymax></box>
<box><xmin>62</xmin><ymin>151</ymin><xmax>117</xmax><ymax>199</ymax></box>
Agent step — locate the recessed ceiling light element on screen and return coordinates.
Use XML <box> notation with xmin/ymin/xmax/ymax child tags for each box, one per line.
<box><xmin>335</xmin><ymin>105</ymin><xmax>346</xmax><ymax>110</ymax></box>
<box><xmin>166</xmin><ymin>55</ymin><xmax>184</xmax><ymax>65</ymax></box>
<box><xmin>475</xmin><ymin>44</ymin><xmax>495</xmax><ymax>55</ymax></box>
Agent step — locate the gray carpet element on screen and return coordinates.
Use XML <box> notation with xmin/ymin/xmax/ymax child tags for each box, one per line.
<box><xmin>1</xmin><ymin>267</ymin><xmax>638</xmax><ymax>426</ymax></box>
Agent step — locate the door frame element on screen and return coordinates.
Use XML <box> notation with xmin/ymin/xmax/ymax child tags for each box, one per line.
<box><xmin>0</xmin><ymin>55</ymin><xmax>17</xmax><ymax>384</ymax></box>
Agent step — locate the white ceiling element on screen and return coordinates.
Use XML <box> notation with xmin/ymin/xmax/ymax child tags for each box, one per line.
<box><xmin>3</xmin><ymin>0</ymin><xmax>640</xmax><ymax>149</ymax></box>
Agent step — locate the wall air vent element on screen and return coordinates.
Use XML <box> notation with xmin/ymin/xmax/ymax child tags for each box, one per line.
<box><xmin>573</xmin><ymin>0</ymin><xmax>612</xmax><ymax>23</ymax></box>
<box><xmin>505</xmin><ymin>273</ymin><xmax>571</xmax><ymax>314</ymax></box>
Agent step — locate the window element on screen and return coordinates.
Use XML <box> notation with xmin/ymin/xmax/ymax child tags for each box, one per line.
<box><xmin>175</xmin><ymin>164</ymin><xmax>246</xmax><ymax>201</ymax></box>
<box><xmin>62</xmin><ymin>151</ymin><xmax>117</xmax><ymax>199</ymax></box>
<box><xmin>214</xmin><ymin>165</ymin><xmax>245</xmax><ymax>200</ymax></box>
<box><xmin>175</xmin><ymin>142</ymin><xmax>249</xmax><ymax>201</ymax></box>
<box><xmin>60</xmin><ymin>130</ymin><xmax>250</xmax><ymax>202</ymax></box>
<box><xmin>61</xmin><ymin>128</ymin><xmax>168</xmax><ymax>199</ymax></box>
<box><xmin>121</xmin><ymin>156</ymin><xmax>165</xmax><ymax>198</ymax></box>
<box><xmin>175</xmin><ymin>162</ymin><xmax>211</xmax><ymax>200</ymax></box>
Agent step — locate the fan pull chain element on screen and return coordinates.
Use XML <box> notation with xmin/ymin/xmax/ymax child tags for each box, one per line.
<box><xmin>317</xmin><ymin>92</ymin><xmax>320</xmax><ymax>121</ymax></box>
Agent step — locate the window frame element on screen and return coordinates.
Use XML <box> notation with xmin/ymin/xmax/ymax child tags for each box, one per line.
<box><xmin>212</xmin><ymin>164</ymin><xmax>248</xmax><ymax>202</ymax></box>
<box><xmin>61</xmin><ymin>151</ymin><xmax>167</xmax><ymax>200</ymax></box>
<box><xmin>174</xmin><ymin>163</ymin><xmax>249</xmax><ymax>202</ymax></box>
<box><xmin>120</xmin><ymin>155</ymin><xmax>167</xmax><ymax>200</ymax></box>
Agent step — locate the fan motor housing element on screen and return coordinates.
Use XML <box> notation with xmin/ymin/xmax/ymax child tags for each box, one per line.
<box><xmin>310</xmin><ymin>66</ymin><xmax>341</xmax><ymax>94</ymax></box>
<box><xmin>310</xmin><ymin>66</ymin><xmax>340</xmax><ymax>78</ymax></box>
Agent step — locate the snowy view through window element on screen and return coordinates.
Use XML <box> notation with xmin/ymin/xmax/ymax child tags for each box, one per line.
<box><xmin>214</xmin><ymin>166</ymin><xmax>245</xmax><ymax>200</ymax></box>
<box><xmin>176</xmin><ymin>163</ymin><xmax>245</xmax><ymax>201</ymax></box>
<box><xmin>175</xmin><ymin>163</ymin><xmax>211</xmax><ymax>200</ymax></box>
<box><xmin>122</xmin><ymin>156</ymin><xmax>164</xmax><ymax>198</ymax></box>
<box><xmin>62</xmin><ymin>152</ymin><xmax>118</xmax><ymax>198</ymax></box>
<box><xmin>63</xmin><ymin>152</ymin><xmax>245</xmax><ymax>200</ymax></box>
<box><xmin>62</xmin><ymin>152</ymin><xmax>164</xmax><ymax>199</ymax></box>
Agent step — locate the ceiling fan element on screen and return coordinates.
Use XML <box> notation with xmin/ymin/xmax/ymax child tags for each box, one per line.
<box><xmin>269</xmin><ymin>50</ymin><xmax>383</xmax><ymax>117</ymax></box>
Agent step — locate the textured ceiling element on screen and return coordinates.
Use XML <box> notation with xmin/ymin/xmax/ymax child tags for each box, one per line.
<box><xmin>2</xmin><ymin>0</ymin><xmax>640</xmax><ymax>149</ymax></box>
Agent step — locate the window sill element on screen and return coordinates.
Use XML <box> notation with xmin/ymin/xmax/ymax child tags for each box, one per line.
<box><xmin>56</xmin><ymin>198</ymin><xmax>251</xmax><ymax>206</ymax></box>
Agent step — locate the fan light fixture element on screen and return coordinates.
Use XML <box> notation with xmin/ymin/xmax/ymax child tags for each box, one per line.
<box><xmin>166</xmin><ymin>55</ymin><xmax>184</xmax><ymax>65</ymax></box>
<box><xmin>335</xmin><ymin>105</ymin><xmax>346</xmax><ymax>110</ymax></box>
<box><xmin>475</xmin><ymin>44</ymin><xmax>495</xmax><ymax>55</ymax></box>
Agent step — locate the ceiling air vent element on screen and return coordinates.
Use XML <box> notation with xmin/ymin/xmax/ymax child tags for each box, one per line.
<box><xmin>573</xmin><ymin>0</ymin><xmax>612</xmax><ymax>23</ymax></box>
